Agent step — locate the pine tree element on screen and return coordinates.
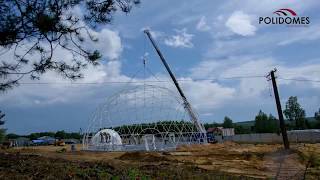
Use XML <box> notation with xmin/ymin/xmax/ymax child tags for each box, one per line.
<box><xmin>254</xmin><ymin>111</ymin><xmax>279</xmax><ymax>133</ymax></box>
<box><xmin>0</xmin><ymin>0</ymin><xmax>140</xmax><ymax>91</ymax></box>
<box><xmin>222</xmin><ymin>116</ymin><xmax>233</xmax><ymax>128</ymax></box>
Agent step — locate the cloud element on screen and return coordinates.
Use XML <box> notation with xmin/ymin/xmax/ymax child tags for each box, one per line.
<box><xmin>0</xmin><ymin>25</ymin><xmax>125</xmax><ymax>107</ymax></box>
<box><xmin>190</xmin><ymin>60</ymin><xmax>229</xmax><ymax>79</ymax></box>
<box><xmin>164</xmin><ymin>28</ymin><xmax>194</xmax><ymax>48</ymax></box>
<box><xmin>60</xmin><ymin>5</ymin><xmax>122</xmax><ymax>60</ymax></box>
<box><xmin>88</xmin><ymin>29</ymin><xmax>122</xmax><ymax>60</ymax></box>
<box><xmin>196</xmin><ymin>16</ymin><xmax>211</xmax><ymax>31</ymax></box>
<box><xmin>219</xmin><ymin>0</ymin><xmax>316</xmax><ymax>18</ymax></box>
<box><xmin>278</xmin><ymin>25</ymin><xmax>320</xmax><ymax>46</ymax></box>
<box><xmin>66</xmin><ymin>6</ymin><xmax>123</xmax><ymax>60</ymax></box>
<box><xmin>225</xmin><ymin>11</ymin><xmax>257</xmax><ymax>36</ymax></box>
<box><xmin>188</xmin><ymin>56</ymin><xmax>320</xmax><ymax>121</ymax></box>
<box><xmin>0</xmin><ymin>60</ymin><xmax>125</xmax><ymax>106</ymax></box>
<box><xmin>180</xmin><ymin>79</ymin><xmax>235</xmax><ymax>110</ymax></box>
<box><xmin>190</xmin><ymin>57</ymin><xmax>270</xmax><ymax>99</ymax></box>
<box><xmin>191</xmin><ymin>57</ymin><xmax>320</xmax><ymax>98</ymax></box>
<box><xmin>49</xmin><ymin>27</ymin><xmax>122</xmax><ymax>65</ymax></box>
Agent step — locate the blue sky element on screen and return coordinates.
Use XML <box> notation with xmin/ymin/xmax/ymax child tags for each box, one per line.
<box><xmin>1</xmin><ymin>0</ymin><xmax>320</xmax><ymax>134</ymax></box>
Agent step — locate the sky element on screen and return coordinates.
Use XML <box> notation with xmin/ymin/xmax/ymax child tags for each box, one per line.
<box><xmin>1</xmin><ymin>0</ymin><xmax>320</xmax><ymax>134</ymax></box>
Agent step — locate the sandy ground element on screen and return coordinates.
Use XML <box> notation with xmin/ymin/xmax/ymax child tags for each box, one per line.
<box><xmin>2</xmin><ymin>142</ymin><xmax>320</xmax><ymax>179</ymax></box>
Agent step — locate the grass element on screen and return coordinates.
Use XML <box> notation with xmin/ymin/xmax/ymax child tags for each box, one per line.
<box><xmin>3</xmin><ymin>143</ymin><xmax>319</xmax><ymax>179</ymax></box>
<box><xmin>295</xmin><ymin>145</ymin><xmax>320</xmax><ymax>179</ymax></box>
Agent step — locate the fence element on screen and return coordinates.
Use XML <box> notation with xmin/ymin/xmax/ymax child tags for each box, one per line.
<box><xmin>216</xmin><ymin>130</ymin><xmax>320</xmax><ymax>143</ymax></box>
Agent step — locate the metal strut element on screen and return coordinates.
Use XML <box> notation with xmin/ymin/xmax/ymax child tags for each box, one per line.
<box><xmin>144</xmin><ymin>30</ymin><xmax>206</xmax><ymax>134</ymax></box>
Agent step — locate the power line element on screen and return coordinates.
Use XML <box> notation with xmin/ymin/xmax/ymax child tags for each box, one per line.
<box><xmin>188</xmin><ymin>75</ymin><xmax>266</xmax><ymax>81</ymax></box>
<box><xmin>278</xmin><ymin>77</ymin><xmax>320</xmax><ymax>83</ymax></box>
<box><xmin>18</xmin><ymin>75</ymin><xmax>267</xmax><ymax>85</ymax></box>
<box><xmin>16</xmin><ymin>75</ymin><xmax>320</xmax><ymax>85</ymax></box>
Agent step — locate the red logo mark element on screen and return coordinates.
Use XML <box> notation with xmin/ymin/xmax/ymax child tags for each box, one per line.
<box><xmin>273</xmin><ymin>9</ymin><xmax>297</xmax><ymax>16</ymax></box>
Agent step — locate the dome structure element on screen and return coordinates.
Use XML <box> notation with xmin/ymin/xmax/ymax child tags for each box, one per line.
<box><xmin>83</xmin><ymin>84</ymin><xmax>206</xmax><ymax>151</ymax></box>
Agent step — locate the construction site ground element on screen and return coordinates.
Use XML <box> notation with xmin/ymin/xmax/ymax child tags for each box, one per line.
<box><xmin>0</xmin><ymin>142</ymin><xmax>319</xmax><ymax>179</ymax></box>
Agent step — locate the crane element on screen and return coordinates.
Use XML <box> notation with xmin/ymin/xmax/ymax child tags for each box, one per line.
<box><xmin>144</xmin><ymin>30</ymin><xmax>207</xmax><ymax>137</ymax></box>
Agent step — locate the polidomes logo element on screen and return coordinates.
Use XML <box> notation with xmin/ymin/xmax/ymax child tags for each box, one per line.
<box><xmin>273</xmin><ymin>8</ymin><xmax>297</xmax><ymax>16</ymax></box>
<box><xmin>259</xmin><ymin>8</ymin><xmax>310</xmax><ymax>26</ymax></box>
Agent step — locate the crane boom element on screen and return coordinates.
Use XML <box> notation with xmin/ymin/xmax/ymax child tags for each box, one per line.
<box><xmin>144</xmin><ymin>30</ymin><xmax>206</xmax><ymax>134</ymax></box>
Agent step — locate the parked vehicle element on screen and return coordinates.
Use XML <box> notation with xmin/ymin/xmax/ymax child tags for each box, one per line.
<box><xmin>207</xmin><ymin>132</ymin><xmax>217</xmax><ymax>143</ymax></box>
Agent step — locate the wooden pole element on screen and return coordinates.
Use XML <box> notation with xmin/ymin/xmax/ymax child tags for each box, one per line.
<box><xmin>269</xmin><ymin>69</ymin><xmax>290</xmax><ymax>149</ymax></box>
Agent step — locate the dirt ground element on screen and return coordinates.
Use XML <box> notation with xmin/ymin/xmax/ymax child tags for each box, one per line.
<box><xmin>1</xmin><ymin>142</ymin><xmax>319</xmax><ymax>179</ymax></box>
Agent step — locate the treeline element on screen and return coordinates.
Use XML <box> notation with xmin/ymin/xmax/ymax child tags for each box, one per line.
<box><xmin>205</xmin><ymin>96</ymin><xmax>320</xmax><ymax>134</ymax></box>
<box><xmin>6</xmin><ymin>130</ymin><xmax>82</xmax><ymax>140</ymax></box>
<box><xmin>111</xmin><ymin>120</ymin><xmax>197</xmax><ymax>135</ymax></box>
<box><xmin>205</xmin><ymin>112</ymin><xmax>280</xmax><ymax>134</ymax></box>
<box><xmin>7</xmin><ymin>121</ymin><xmax>198</xmax><ymax>140</ymax></box>
<box><xmin>3</xmin><ymin>96</ymin><xmax>320</xmax><ymax>141</ymax></box>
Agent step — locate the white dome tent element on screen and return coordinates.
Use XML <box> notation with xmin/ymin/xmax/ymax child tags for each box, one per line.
<box><xmin>89</xmin><ymin>129</ymin><xmax>122</xmax><ymax>151</ymax></box>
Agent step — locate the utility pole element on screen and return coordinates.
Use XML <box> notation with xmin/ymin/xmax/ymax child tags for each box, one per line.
<box><xmin>268</xmin><ymin>68</ymin><xmax>290</xmax><ymax>149</ymax></box>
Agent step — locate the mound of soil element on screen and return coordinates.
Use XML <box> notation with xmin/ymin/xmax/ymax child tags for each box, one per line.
<box><xmin>118</xmin><ymin>152</ymin><xmax>169</xmax><ymax>162</ymax></box>
<box><xmin>0</xmin><ymin>152</ymin><xmax>121</xmax><ymax>179</ymax></box>
<box><xmin>176</xmin><ymin>141</ymin><xmax>240</xmax><ymax>152</ymax></box>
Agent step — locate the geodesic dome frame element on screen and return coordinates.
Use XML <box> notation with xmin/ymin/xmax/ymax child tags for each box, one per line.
<box><xmin>83</xmin><ymin>84</ymin><xmax>206</xmax><ymax>151</ymax></box>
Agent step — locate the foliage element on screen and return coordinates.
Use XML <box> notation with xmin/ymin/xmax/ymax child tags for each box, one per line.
<box><xmin>205</xmin><ymin>119</ymin><xmax>253</xmax><ymax>134</ymax></box>
<box><xmin>112</xmin><ymin>120</ymin><xmax>197</xmax><ymax>136</ymax></box>
<box><xmin>206</xmin><ymin>114</ymin><xmax>318</xmax><ymax>135</ymax></box>
<box><xmin>55</xmin><ymin>130</ymin><xmax>81</xmax><ymax>139</ymax></box>
<box><xmin>0</xmin><ymin>129</ymin><xmax>5</xmax><ymax>143</ymax></box>
<box><xmin>0</xmin><ymin>111</ymin><xmax>5</xmax><ymax>143</ymax></box>
<box><xmin>204</xmin><ymin>122</ymin><xmax>220</xmax><ymax>130</ymax></box>
<box><xmin>283</xmin><ymin>96</ymin><xmax>306</xmax><ymax>129</ymax></box>
<box><xmin>0</xmin><ymin>0</ymin><xmax>140</xmax><ymax>92</ymax></box>
<box><xmin>8</xmin><ymin>131</ymin><xmax>81</xmax><ymax>140</ymax></box>
<box><xmin>233</xmin><ymin>124</ymin><xmax>252</xmax><ymax>134</ymax></box>
<box><xmin>127</xmin><ymin>169</ymin><xmax>148</xmax><ymax>180</ymax></box>
<box><xmin>205</xmin><ymin>118</ymin><xmax>254</xmax><ymax>134</ymax></box>
<box><xmin>55</xmin><ymin>130</ymin><xmax>67</xmax><ymax>139</ymax></box>
<box><xmin>222</xmin><ymin>116</ymin><xmax>233</xmax><ymax>128</ymax></box>
<box><xmin>315</xmin><ymin>108</ymin><xmax>320</xmax><ymax>128</ymax></box>
<box><xmin>6</xmin><ymin>133</ymin><xmax>20</xmax><ymax>139</ymax></box>
<box><xmin>0</xmin><ymin>111</ymin><xmax>4</xmax><ymax>125</ymax></box>
<box><xmin>28</xmin><ymin>132</ymin><xmax>56</xmax><ymax>140</ymax></box>
<box><xmin>315</xmin><ymin>109</ymin><xmax>320</xmax><ymax>121</ymax></box>
<box><xmin>267</xmin><ymin>114</ymin><xmax>280</xmax><ymax>133</ymax></box>
<box><xmin>254</xmin><ymin>110</ymin><xmax>279</xmax><ymax>133</ymax></box>
<box><xmin>254</xmin><ymin>111</ymin><xmax>268</xmax><ymax>133</ymax></box>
